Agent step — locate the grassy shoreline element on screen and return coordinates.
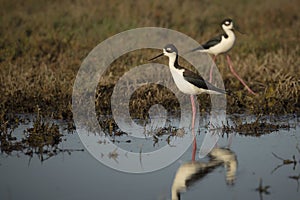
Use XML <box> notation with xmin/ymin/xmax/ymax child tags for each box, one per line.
<box><xmin>0</xmin><ymin>0</ymin><xmax>299</xmax><ymax>123</ymax></box>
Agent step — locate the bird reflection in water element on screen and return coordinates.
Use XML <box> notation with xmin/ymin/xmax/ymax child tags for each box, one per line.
<box><xmin>209</xmin><ymin>147</ymin><xmax>237</xmax><ymax>185</ymax></box>
<box><xmin>171</xmin><ymin>159</ymin><xmax>222</xmax><ymax>200</ymax></box>
<box><xmin>171</xmin><ymin>144</ymin><xmax>237</xmax><ymax>200</ymax></box>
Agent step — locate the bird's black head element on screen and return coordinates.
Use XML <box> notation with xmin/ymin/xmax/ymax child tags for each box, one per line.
<box><xmin>221</xmin><ymin>18</ymin><xmax>234</xmax><ymax>30</ymax></box>
<box><xmin>222</xmin><ymin>18</ymin><xmax>233</xmax><ymax>26</ymax></box>
<box><xmin>163</xmin><ymin>44</ymin><xmax>178</xmax><ymax>54</ymax></box>
<box><xmin>148</xmin><ymin>44</ymin><xmax>179</xmax><ymax>61</ymax></box>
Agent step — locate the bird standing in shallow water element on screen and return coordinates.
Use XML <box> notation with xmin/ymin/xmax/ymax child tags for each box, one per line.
<box><xmin>149</xmin><ymin>44</ymin><xmax>226</xmax><ymax>160</ymax></box>
<box><xmin>188</xmin><ymin>18</ymin><xmax>256</xmax><ymax>95</ymax></box>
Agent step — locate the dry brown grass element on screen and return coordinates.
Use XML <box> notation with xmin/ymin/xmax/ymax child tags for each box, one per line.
<box><xmin>0</xmin><ymin>0</ymin><xmax>299</xmax><ymax>125</ymax></box>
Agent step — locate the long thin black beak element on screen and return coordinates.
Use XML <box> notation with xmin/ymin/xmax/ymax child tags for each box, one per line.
<box><xmin>148</xmin><ymin>53</ymin><xmax>164</xmax><ymax>61</ymax></box>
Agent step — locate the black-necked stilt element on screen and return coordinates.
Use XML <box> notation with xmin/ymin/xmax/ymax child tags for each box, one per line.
<box><xmin>188</xmin><ymin>18</ymin><xmax>256</xmax><ymax>95</ymax></box>
<box><xmin>149</xmin><ymin>44</ymin><xmax>225</xmax><ymax>131</ymax></box>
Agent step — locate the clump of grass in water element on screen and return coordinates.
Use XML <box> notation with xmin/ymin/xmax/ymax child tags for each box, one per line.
<box><xmin>22</xmin><ymin>107</ymin><xmax>63</xmax><ymax>161</ymax></box>
<box><xmin>0</xmin><ymin>107</ymin><xmax>83</xmax><ymax>162</ymax></box>
<box><xmin>0</xmin><ymin>108</ymin><xmax>24</xmax><ymax>154</ymax></box>
<box><xmin>222</xmin><ymin>115</ymin><xmax>291</xmax><ymax>137</ymax></box>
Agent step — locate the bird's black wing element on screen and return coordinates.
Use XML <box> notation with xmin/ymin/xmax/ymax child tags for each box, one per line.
<box><xmin>185</xmin><ymin>162</ymin><xmax>222</xmax><ymax>188</ymax></box>
<box><xmin>183</xmin><ymin>69</ymin><xmax>226</xmax><ymax>94</ymax></box>
<box><xmin>201</xmin><ymin>34</ymin><xmax>225</xmax><ymax>49</ymax></box>
<box><xmin>183</xmin><ymin>70</ymin><xmax>208</xmax><ymax>89</ymax></box>
<box><xmin>187</xmin><ymin>33</ymin><xmax>226</xmax><ymax>53</ymax></box>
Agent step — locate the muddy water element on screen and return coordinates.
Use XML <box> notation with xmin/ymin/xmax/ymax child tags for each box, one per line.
<box><xmin>0</xmin><ymin>116</ymin><xmax>299</xmax><ymax>200</ymax></box>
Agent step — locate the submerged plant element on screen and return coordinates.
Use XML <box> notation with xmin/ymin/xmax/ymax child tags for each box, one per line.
<box><xmin>23</xmin><ymin>107</ymin><xmax>62</xmax><ymax>148</ymax></box>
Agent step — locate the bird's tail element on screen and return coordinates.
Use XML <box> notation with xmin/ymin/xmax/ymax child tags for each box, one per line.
<box><xmin>206</xmin><ymin>82</ymin><xmax>227</xmax><ymax>95</ymax></box>
<box><xmin>183</xmin><ymin>46</ymin><xmax>205</xmax><ymax>55</ymax></box>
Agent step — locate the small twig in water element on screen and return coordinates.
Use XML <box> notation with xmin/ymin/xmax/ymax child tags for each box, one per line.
<box><xmin>289</xmin><ymin>174</ymin><xmax>300</xmax><ymax>192</ymax></box>
<box><xmin>255</xmin><ymin>178</ymin><xmax>270</xmax><ymax>200</ymax></box>
<box><xmin>271</xmin><ymin>152</ymin><xmax>297</xmax><ymax>174</ymax></box>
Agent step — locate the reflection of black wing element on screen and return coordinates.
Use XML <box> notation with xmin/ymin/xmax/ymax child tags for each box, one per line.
<box><xmin>186</xmin><ymin>162</ymin><xmax>222</xmax><ymax>188</ymax></box>
<box><xmin>183</xmin><ymin>69</ymin><xmax>226</xmax><ymax>94</ymax></box>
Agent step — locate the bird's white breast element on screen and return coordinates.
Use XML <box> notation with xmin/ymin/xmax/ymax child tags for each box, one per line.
<box><xmin>208</xmin><ymin>32</ymin><xmax>235</xmax><ymax>55</ymax></box>
<box><xmin>169</xmin><ymin>66</ymin><xmax>202</xmax><ymax>95</ymax></box>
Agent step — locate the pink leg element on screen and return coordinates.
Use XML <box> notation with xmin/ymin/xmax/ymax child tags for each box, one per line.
<box><xmin>209</xmin><ymin>55</ymin><xmax>216</xmax><ymax>83</ymax></box>
<box><xmin>190</xmin><ymin>95</ymin><xmax>197</xmax><ymax>161</ymax></box>
<box><xmin>190</xmin><ymin>95</ymin><xmax>196</xmax><ymax>130</ymax></box>
<box><xmin>226</xmin><ymin>55</ymin><xmax>257</xmax><ymax>95</ymax></box>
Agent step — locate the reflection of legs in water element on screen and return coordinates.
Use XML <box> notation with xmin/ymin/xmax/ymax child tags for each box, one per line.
<box><xmin>190</xmin><ymin>95</ymin><xmax>197</xmax><ymax>161</ymax></box>
<box><xmin>226</xmin><ymin>54</ymin><xmax>256</xmax><ymax>95</ymax></box>
<box><xmin>209</xmin><ymin>55</ymin><xmax>216</xmax><ymax>83</ymax></box>
<box><xmin>192</xmin><ymin>128</ymin><xmax>197</xmax><ymax>162</ymax></box>
<box><xmin>227</xmin><ymin>133</ymin><xmax>234</xmax><ymax>148</ymax></box>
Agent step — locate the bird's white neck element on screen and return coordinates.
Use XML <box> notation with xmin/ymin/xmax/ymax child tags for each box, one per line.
<box><xmin>168</xmin><ymin>54</ymin><xmax>178</xmax><ymax>69</ymax></box>
<box><xmin>224</xmin><ymin>28</ymin><xmax>235</xmax><ymax>39</ymax></box>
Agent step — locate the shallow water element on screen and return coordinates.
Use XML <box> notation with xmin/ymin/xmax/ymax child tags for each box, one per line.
<box><xmin>0</xmin><ymin>115</ymin><xmax>299</xmax><ymax>200</ymax></box>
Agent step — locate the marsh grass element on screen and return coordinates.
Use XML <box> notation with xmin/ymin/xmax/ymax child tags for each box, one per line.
<box><xmin>0</xmin><ymin>106</ymin><xmax>83</xmax><ymax>161</ymax></box>
<box><xmin>222</xmin><ymin>115</ymin><xmax>291</xmax><ymax>137</ymax></box>
<box><xmin>0</xmin><ymin>0</ymin><xmax>299</xmax><ymax>129</ymax></box>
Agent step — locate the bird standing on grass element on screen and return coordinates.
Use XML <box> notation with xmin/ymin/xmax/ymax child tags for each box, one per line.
<box><xmin>188</xmin><ymin>18</ymin><xmax>256</xmax><ymax>95</ymax></box>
